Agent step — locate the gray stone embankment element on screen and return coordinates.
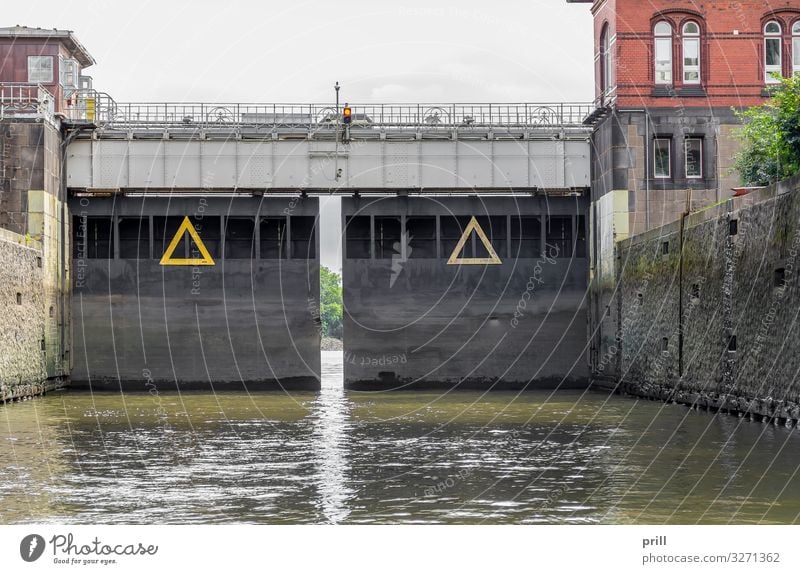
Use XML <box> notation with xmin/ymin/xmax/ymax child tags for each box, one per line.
<box><xmin>0</xmin><ymin>229</ymin><xmax>49</xmax><ymax>404</ymax></box>
<box><xmin>608</xmin><ymin>173</ymin><xmax>800</xmax><ymax>426</ymax></box>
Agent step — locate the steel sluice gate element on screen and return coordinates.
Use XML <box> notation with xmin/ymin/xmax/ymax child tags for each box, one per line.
<box><xmin>69</xmin><ymin>194</ymin><xmax>590</xmax><ymax>392</ymax></box>
<box><xmin>341</xmin><ymin>196</ymin><xmax>590</xmax><ymax>390</ymax></box>
<box><xmin>70</xmin><ymin>196</ymin><xmax>321</xmax><ymax>391</ymax></box>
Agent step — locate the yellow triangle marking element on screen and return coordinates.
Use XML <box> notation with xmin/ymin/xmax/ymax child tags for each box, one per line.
<box><xmin>159</xmin><ymin>216</ymin><xmax>216</xmax><ymax>266</ymax></box>
<box><xmin>446</xmin><ymin>216</ymin><xmax>502</xmax><ymax>265</ymax></box>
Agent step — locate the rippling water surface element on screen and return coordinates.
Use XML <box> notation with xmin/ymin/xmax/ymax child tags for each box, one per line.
<box><xmin>2</xmin><ymin>351</ymin><xmax>800</xmax><ymax>524</ymax></box>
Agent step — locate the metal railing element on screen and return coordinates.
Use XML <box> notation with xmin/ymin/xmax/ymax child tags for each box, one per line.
<box><xmin>0</xmin><ymin>83</ymin><xmax>54</xmax><ymax>121</ymax></box>
<box><xmin>62</xmin><ymin>89</ymin><xmax>118</xmax><ymax>123</ymax></box>
<box><xmin>0</xmin><ymin>88</ymin><xmax>595</xmax><ymax>130</ymax></box>
<box><xmin>85</xmin><ymin>102</ymin><xmax>595</xmax><ymax>130</ymax></box>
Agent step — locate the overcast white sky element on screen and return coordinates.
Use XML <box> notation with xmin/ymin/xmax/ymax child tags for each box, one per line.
<box><xmin>5</xmin><ymin>0</ymin><xmax>595</xmax><ymax>270</ymax></box>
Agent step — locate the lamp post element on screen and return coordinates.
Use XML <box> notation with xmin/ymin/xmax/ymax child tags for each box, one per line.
<box><xmin>334</xmin><ymin>82</ymin><xmax>341</xmax><ymax>181</ymax></box>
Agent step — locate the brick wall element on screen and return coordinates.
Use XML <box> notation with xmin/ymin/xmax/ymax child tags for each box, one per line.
<box><xmin>587</xmin><ymin>0</ymin><xmax>796</xmax><ymax>109</ymax></box>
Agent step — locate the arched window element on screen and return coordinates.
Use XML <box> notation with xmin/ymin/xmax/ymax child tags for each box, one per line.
<box><xmin>654</xmin><ymin>21</ymin><xmax>673</xmax><ymax>84</ymax></box>
<box><xmin>600</xmin><ymin>24</ymin><xmax>612</xmax><ymax>95</ymax></box>
<box><xmin>793</xmin><ymin>21</ymin><xmax>800</xmax><ymax>75</ymax></box>
<box><xmin>765</xmin><ymin>21</ymin><xmax>782</xmax><ymax>83</ymax></box>
<box><xmin>682</xmin><ymin>21</ymin><xmax>701</xmax><ymax>84</ymax></box>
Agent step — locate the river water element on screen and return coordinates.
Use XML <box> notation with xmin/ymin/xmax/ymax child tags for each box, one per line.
<box><xmin>1</xmin><ymin>351</ymin><xmax>799</xmax><ymax>524</ymax></box>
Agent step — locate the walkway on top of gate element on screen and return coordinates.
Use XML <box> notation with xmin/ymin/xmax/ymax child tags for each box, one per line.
<box><xmin>63</xmin><ymin>101</ymin><xmax>594</xmax><ymax>195</ymax></box>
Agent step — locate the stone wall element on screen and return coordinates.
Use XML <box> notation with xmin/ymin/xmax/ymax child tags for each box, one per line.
<box><xmin>0</xmin><ymin>118</ymin><xmax>69</xmax><ymax>396</ymax></box>
<box><xmin>615</xmin><ymin>219</ymin><xmax>682</xmax><ymax>388</ymax></box>
<box><xmin>591</xmin><ymin>108</ymin><xmax>739</xmax><ymax>235</ymax></box>
<box><xmin>0</xmin><ymin>228</ymin><xmax>47</xmax><ymax>402</ymax></box>
<box><xmin>588</xmin><ymin>107</ymin><xmax>744</xmax><ymax>386</ymax></box>
<box><xmin>0</xmin><ymin>121</ymin><xmax>61</xmax><ymax>235</ymax></box>
<box><xmin>611</xmin><ymin>173</ymin><xmax>800</xmax><ymax>425</ymax></box>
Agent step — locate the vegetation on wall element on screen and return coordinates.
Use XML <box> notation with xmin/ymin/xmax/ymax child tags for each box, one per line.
<box><xmin>735</xmin><ymin>74</ymin><xmax>800</xmax><ymax>187</ymax></box>
<box><xmin>320</xmin><ymin>266</ymin><xmax>343</xmax><ymax>339</ymax></box>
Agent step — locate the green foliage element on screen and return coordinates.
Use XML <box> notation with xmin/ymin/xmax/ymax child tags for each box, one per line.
<box><xmin>734</xmin><ymin>74</ymin><xmax>800</xmax><ymax>186</ymax></box>
<box><xmin>320</xmin><ymin>266</ymin><xmax>343</xmax><ymax>339</ymax></box>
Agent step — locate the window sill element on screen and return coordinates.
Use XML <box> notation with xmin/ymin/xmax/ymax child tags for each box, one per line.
<box><xmin>678</xmin><ymin>86</ymin><xmax>707</xmax><ymax>97</ymax></box>
<box><xmin>651</xmin><ymin>86</ymin><xmax>677</xmax><ymax>97</ymax></box>
<box><xmin>651</xmin><ymin>86</ymin><xmax>707</xmax><ymax>97</ymax></box>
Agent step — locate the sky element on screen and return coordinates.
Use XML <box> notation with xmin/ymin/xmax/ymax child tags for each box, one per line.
<box><xmin>4</xmin><ymin>0</ymin><xmax>595</xmax><ymax>271</ymax></box>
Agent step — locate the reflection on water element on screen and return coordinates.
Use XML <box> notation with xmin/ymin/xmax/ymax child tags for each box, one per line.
<box><xmin>1</xmin><ymin>351</ymin><xmax>800</xmax><ymax>524</ymax></box>
<box><xmin>310</xmin><ymin>356</ymin><xmax>353</xmax><ymax>523</ymax></box>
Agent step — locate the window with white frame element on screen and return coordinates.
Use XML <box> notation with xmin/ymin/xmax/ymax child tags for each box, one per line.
<box><xmin>600</xmin><ymin>24</ymin><xmax>612</xmax><ymax>94</ymax></box>
<box><xmin>27</xmin><ymin>56</ymin><xmax>54</xmax><ymax>83</ymax></box>
<box><xmin>685</xmin><ymin>138</ymin><xmax>703</xmax><ymax>178</ymax></box>
<box><xmin>765</xmin><ymin>21</ymin><xmax>782</xmax><ymax>83</ymax></box>
<box><xmin>654</xmin><ymin>139</ymin><xmax>671</xmax><ymax>179</ymax></box>
<box><xmin>682</xmin><ymin>22</ymin><xmax>701</xmax><ymax>84</ymax></box>
<box><xmin>60</xmin><ymin>58</ymin><xmax>78</xmax><ymax>88</ymax></box>
<box><xmin>793</xmin><ymin>21</ymin><xmax>800</xmax><ymax>75</ymax></box>
<box><xmin>654</xmin><ymin>21</ymin><xmax>673</xmax><ymax>84</ymax></box>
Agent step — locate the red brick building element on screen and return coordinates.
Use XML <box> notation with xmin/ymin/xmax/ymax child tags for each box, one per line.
<box><xmin>0</xmin><ymin>25</ymin><xmax>95</xmax><ymax>114</ymax></box>
<box><xmin>571</xmin><ymin>0</ymin><xmax>798</xmax><ymax>230</ymax></box>
<box><xmin>569</xmin><ymin>1</ymin><xmax>798</xmax><ymax>377</ymax></box>
<box><xmin>587</xmin><ymin>0</ymin><xmax>800</xmax><ymax>109</ymax></box>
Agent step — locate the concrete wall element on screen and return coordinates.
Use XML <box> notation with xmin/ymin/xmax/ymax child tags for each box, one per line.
<box><xmin>589</xmin><ymin>189</ymin><xmax>629</xmax><ymax>378</ymax></box>
<box><xmin>612</xmin><ymin>173</ymin><xmax>800</xmax><ymax>424</ymax></box>
<box><xmin>0</xmin><ymin>228</ymin><xmax>47</xmax><ymax>402</ymax></box>
<box><xmin>28</xmin><ymin>189</ymin><xmax>70</xmax><ymax>379</ymax></box>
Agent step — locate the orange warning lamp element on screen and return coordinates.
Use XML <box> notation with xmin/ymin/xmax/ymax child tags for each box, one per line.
<box><xmin>342</xmin><ymin>106</ymin><xmax>352</xmax><ymax>124</ymax></box>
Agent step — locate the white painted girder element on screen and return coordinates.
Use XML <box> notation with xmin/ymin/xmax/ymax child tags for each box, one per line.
<box><xmin>66</xmin><ymin>136</ymin><xmax>591</xmax><ymax>192</ymax></box>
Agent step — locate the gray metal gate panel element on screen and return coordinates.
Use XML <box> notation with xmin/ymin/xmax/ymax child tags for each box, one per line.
<box><xmin>70</xmin><ymin>196</ymin><xmax>320</xmax><ymax>390</ymax></box>
<box><xmin>341</xmin><ymin>196</ymin><xmax>589</xmax><ymax>390</ymax></box>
